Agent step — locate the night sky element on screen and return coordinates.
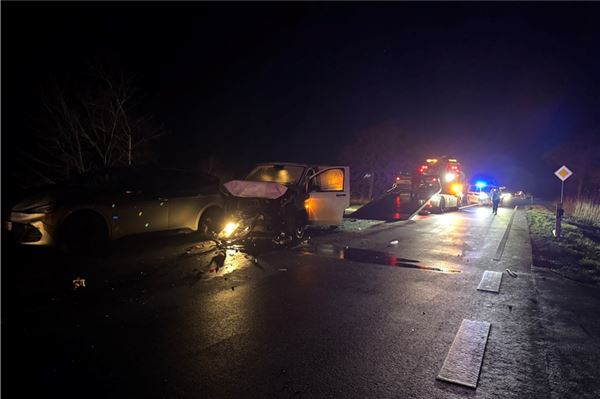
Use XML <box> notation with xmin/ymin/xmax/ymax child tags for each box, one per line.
<box><xmin>3</xmin><ymin>2</ymin><xmax>600</xmax><ymax>197</ymax></box>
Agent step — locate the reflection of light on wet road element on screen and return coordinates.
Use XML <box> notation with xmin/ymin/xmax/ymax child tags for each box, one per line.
<box><xmin>299</xmin><ymin>245</ymin><xmax>460</xmax><ymax>273</ymax></box>
<box><xmin>435</xmin><ymin>211</ymin><xmax>463</xmax><ymax>226</ymax></box>
<box><xmin>412</xmin><ymin>214</ymin><xmax>430</xmax><ymax>221</ymax></box>
<box><xmin>420</xmin><ymin>211</ymin><xmax>471</xmax><ymax>261</ymax></box>
<box><xmin>474</xmin><ymin>206</ymin><xmax>492</xmax><ymax>218</ymax></box>
<box><xmin>190</xmin><ymin>244</ymin><xmax>256</xmax><ymax>278</ymax></box>
<box><xmin>210</xmin><ymin>249</ymin><xmax>252</xmax><ymax>276</ymax></box>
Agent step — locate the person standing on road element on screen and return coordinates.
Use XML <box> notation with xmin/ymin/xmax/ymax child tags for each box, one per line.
<box><xmin>491</xmin><ymin>187</ymin><xmax>501</xmax><ymax>215</ymax></box>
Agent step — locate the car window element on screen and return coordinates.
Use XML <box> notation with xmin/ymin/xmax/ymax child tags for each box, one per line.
<box><xmin>314</xmin><ymin>168</ymin><xmax>344</xmax><ymax>192</ymax></box>
<box><xmin>246</xmin><ymin>165</ymin><xmax>306</xmax><ymax>185</ymax></box>
<box><xmin>107</xmin><ymin>169</ymin><xmax>157</xmax><ymax>195</ymax></box>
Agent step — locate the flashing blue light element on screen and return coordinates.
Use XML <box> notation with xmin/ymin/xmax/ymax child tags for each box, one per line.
<box><xmin>475</xmin><ymin>181</ymin><xmax>487</xmax><ymax>189</ymax></box>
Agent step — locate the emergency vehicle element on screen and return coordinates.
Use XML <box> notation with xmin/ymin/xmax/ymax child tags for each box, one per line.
<box><xmin>414</xmin><ymin>157</ymin><xmax>466</xmax><ymax>213</ymax></box>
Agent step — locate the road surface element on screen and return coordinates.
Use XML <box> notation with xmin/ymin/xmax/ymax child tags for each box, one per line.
<box><xmin>3</xmin><ymin>201</ymin><xmax>598</xmax><ymax>398</ymax></box>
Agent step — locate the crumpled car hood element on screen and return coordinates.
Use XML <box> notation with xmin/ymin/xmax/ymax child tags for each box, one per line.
<box><xmin>223</xmin><ymin>180</ymin><xmax>288</xmax><ymax>199</ymax></box>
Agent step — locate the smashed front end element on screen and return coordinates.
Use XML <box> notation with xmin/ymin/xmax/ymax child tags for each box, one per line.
<box><xmin>218</xmin><ymin>180</ymin><xmax>295</xmax><ymax>243</ymax></box>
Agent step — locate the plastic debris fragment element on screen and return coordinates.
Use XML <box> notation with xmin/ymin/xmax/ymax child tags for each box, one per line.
<box><xmin>72</xmin><ymin>277</ymin><xmax>86</xmax><ymax>290</ymax></box>
<box><xmin>505</xmin><ymin>268</ymin><xmax>518</xmax><ymax>278</ymax></box>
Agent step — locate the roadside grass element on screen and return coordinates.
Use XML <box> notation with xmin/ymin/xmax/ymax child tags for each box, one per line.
<box><xmin>527</xmin><ymin>205</ymin><xmax>600</xmax><ymax>284</ymax></box>
<box><xmin>564</xmin><ymin>195</ymin><xmax>600</xmax><ymax>227</ymax></box>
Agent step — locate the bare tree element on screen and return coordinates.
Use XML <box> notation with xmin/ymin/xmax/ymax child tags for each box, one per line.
<box><xmin>338</xmin><ymin>121</ymin><xmax>418</xmax><ymax>202</ymax></box>
<box><xmin>25</xmin><ymin>65</ymin><xmax>164</xmax><ymax>184</ymax></box>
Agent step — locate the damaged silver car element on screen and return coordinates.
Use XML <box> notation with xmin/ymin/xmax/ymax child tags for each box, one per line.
<box><xmin>4</xmin><ymin>167</ymin><xmax>223</xmax><ymax>254</ymax></box>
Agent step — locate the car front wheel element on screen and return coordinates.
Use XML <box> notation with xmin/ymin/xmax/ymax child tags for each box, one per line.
<box><xmin>198</xmin><ymin>207</ymin><xmax>224</xmax><ymax>239</ymax></box>
<box><xmin>438</xmin><ymin>197</ymin><xmax>446</xmax><ymax>214</ymax></box>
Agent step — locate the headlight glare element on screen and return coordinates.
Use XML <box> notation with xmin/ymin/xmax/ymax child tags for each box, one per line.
<box><xmin>220</xmin><ymin>222</ymin><xmax>240</xmax><ymax>238</ymax></box>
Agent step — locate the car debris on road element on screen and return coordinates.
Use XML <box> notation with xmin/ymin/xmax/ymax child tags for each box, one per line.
<box><xmin>72</xmin><ymin>277</ymin><xmax>86</xmax><ymax>290</ymax></box>
<box><xmin>506</xmin><ymin>268</ymin><xmax>518</xmax><ymax>278</ymax></box>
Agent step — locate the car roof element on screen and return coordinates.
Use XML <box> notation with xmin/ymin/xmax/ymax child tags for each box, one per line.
<box><xmin>255</xmin><ymin>162</ymin><xmax>309</xmax><ymax>168</ymax></box>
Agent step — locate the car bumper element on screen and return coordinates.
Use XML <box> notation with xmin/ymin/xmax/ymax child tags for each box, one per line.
<box><xmin>4</xmin><ymin>212</ymin><xmax>57</xmax><ymax>246</ymax></box>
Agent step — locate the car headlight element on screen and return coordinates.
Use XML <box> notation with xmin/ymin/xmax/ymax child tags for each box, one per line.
<box><xmin>220</xmin><ymin>222</ymin><xmax>240</xmax><ymax>238</ymax></box>
<box><xmin>479</xmin><ymin>193</ymin><xmax>488</xmax><ymax>200</ymax></box>
<box><xmin>24</xmin><ymin>204</ymin><xmax>55</xmax><ymax>214</ymax></box>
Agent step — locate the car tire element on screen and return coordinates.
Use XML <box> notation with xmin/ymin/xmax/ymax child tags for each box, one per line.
<box><xmin>438</xmin><ymin>197</ymin><xmax>446</xmax><ymax>214</ymax></box>
<box><xmin>293</xmin><ymin>224</ymin><xmax>306</xmax><ymax>242</ymax></box>
<box><xmin>198</xmin><ymin>207</ymin><xmax>223</xmax><ymax>239</ymax></box>
<box><xmin>60</xmin><ymin>212</ymin><xmax>108</xmax><ymax>256</ymax></box>
<box><xmin>292</xmin><ymin>210</ymin><xmax>308</xmax><ymax>242</ymax></box>
<box><xmin>275</xmin><ymin>210</ymin><xmax>307</xmax><ymax>247</ymax></box>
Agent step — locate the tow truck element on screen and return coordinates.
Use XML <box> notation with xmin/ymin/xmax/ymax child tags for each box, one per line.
<box><xmin>390</xmin><ymin>157</ymin><xmax>466</xmax><ymax>213</ymax></box>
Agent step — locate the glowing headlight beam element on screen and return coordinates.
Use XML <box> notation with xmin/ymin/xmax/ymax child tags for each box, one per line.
<box><xmin>221</xmin><ymin>222</ymin><xmax>239</xmax><ymax>238</ymax></box>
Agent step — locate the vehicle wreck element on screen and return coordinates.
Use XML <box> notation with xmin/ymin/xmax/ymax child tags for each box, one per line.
<box><xmin>218</xmin><ymin>162</ymin><xmax>350</xmax><ymax>245</ymax></box>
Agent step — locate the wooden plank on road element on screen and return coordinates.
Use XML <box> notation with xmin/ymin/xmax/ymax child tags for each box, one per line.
<box><xmin>437</xmin><ymin>319</ymin><xmax>491</xmax><ymax>389</ymax></box>
<box><xmin>477</xmin><ymin>270</ymin><xmax>503</xmax><ymax>293</ymax></box>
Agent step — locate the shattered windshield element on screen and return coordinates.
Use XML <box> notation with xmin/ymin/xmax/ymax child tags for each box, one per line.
<box><xmin>246</xmin><ymin>165</ymin><xmax>305</xmax><ymax>185</ymax></box>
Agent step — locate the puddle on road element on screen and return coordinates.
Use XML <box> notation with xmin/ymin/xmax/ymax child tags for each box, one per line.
<box><xmin>298</xmin><ymin>244</ymin><xmax>460</xmax><ymax>273</ymax></box>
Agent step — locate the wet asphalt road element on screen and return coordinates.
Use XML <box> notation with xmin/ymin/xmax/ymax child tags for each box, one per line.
<box><xmin>2</xmin><ymin>200</ymin><xmax>594</xmax><ymax>398</ymax></box>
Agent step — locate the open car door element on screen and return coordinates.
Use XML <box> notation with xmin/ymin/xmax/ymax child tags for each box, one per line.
<box><xmin>306</xmin><ymin>166</ymin><xmax>350</xmax><ymax>225</ymax></box>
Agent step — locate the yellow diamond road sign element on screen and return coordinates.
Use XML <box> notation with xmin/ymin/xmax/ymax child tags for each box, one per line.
<box><xmin>554</xmin><ymin>165</ymin><xmax>573</xmax><ymax>181</ymax></box>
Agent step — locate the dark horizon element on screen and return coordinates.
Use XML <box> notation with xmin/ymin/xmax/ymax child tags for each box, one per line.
<box><xmin>3</xmin><ymin>2</ymin><xmax>600</xmax><ymax>198</ymax></box>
